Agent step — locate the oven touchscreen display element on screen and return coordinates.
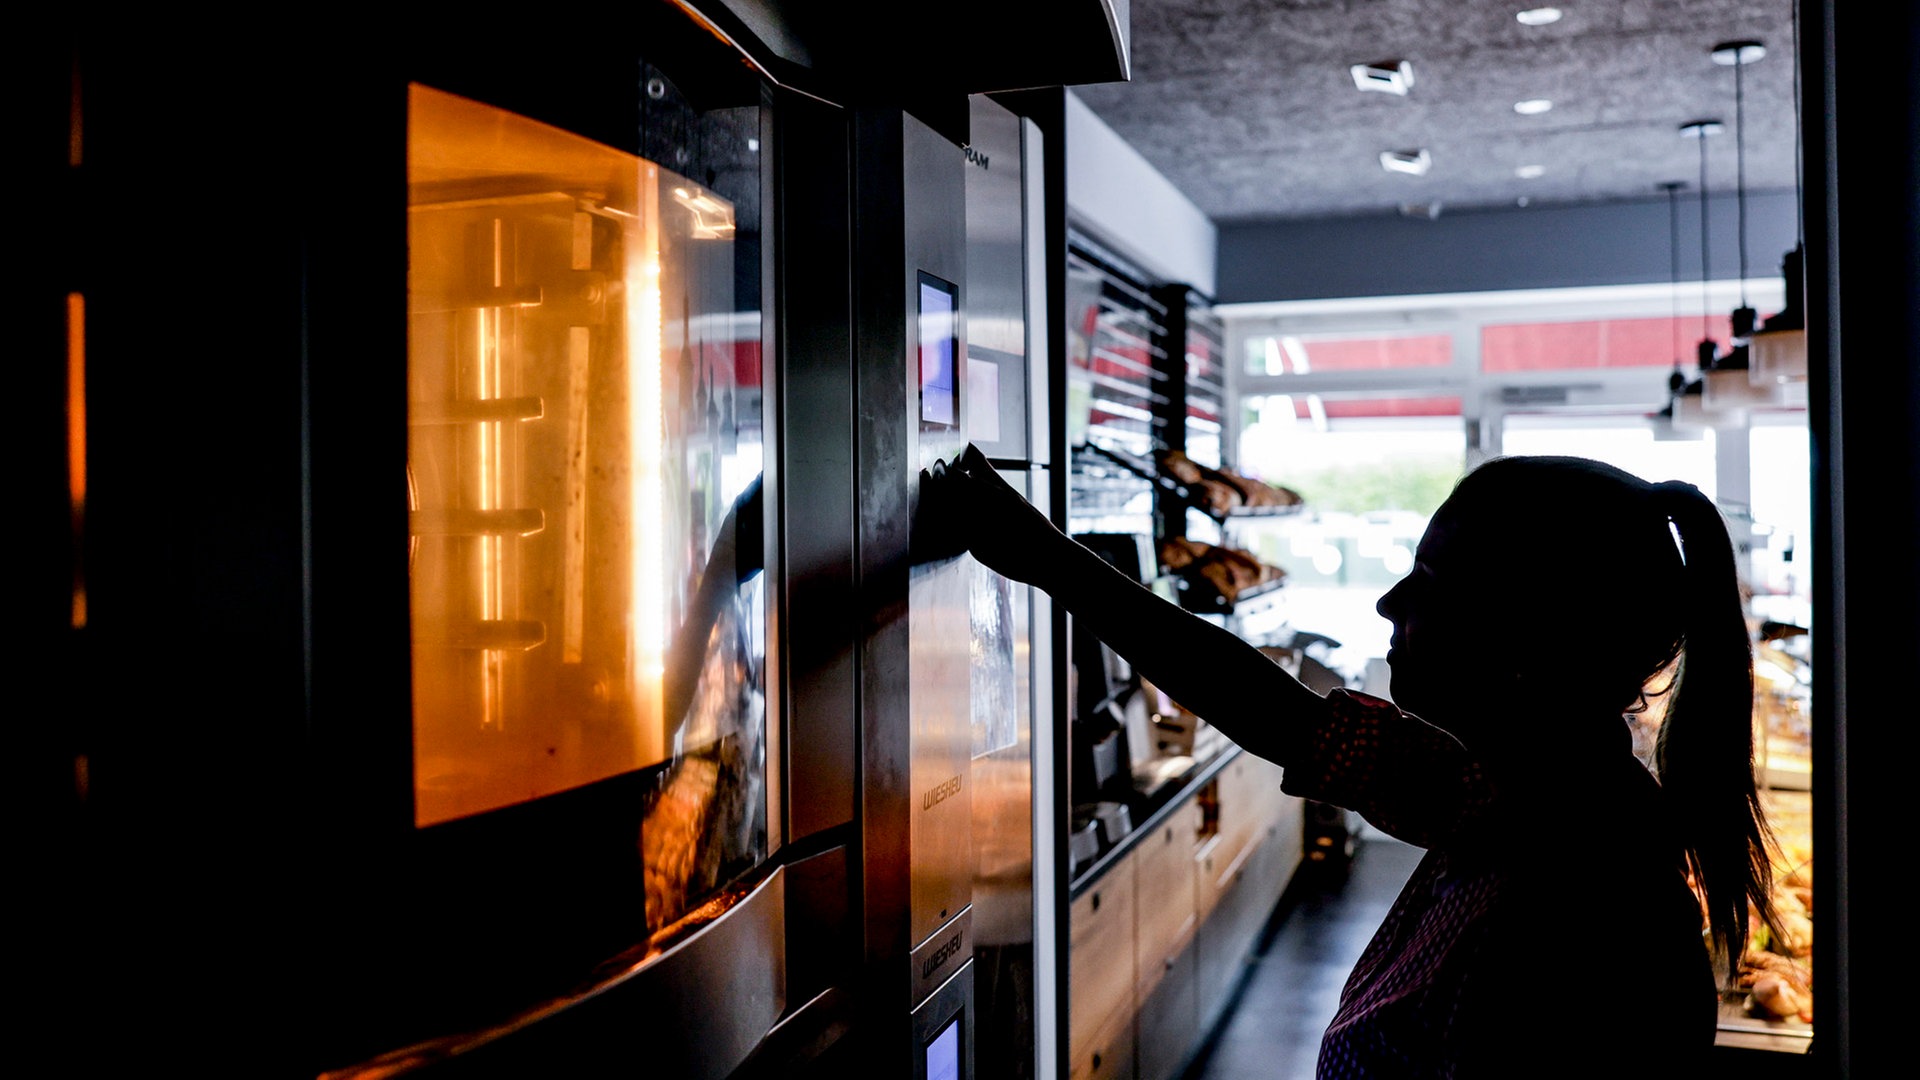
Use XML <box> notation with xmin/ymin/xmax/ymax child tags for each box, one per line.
<box><xmin>925</xmin><ymin>1016</ymin><xmax>960</xmax><ymax>1080</ymax></box>
<box><xmin>919</xmin><ymin>273</ymin><xmax>959</xmax><ymax>429</ymax></box>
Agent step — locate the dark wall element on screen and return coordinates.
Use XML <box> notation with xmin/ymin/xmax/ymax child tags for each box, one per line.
<box><xmin>1215</xmin><ymin>189</ymin><xmax>1799</xmax><ymax>303</ymax></box>
<box><xmin>1808</xmin><ymin>1</ymin><xmax>1919</xmax><ymax>1076</ymax></box>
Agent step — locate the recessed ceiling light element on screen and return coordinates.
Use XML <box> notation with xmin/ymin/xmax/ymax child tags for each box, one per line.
<box><xmin>1516</xmin><ymin>8</ymin><xmax>1563</xmax><ymax>26</ymax></box>
<box><xmin>1514</xmin><ymin>98</ymin><xmax>1553</xmax><ymax>115</ymax></box>
<box><xmin>1380</xmin><ymin>148</ymin><xmax>1432</xmax><ymax>175</ymax></box>
<box><xmin>1515</xmin><ymin>164</ymin><xmax>1546</xmax><ymax>179</ymax></box>
<box><xmin>1351</xmin><ymin>59</ymin><xmax>1414</xmax><ymax>95</ymax></box>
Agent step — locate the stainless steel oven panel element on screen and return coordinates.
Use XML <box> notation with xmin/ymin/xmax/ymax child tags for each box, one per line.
<box><xmin>904</xmin><ymin>110</ymin><xmax>976</xmax><ymax>958</ymax></box>
<box><xmin>911</xmin><ymin>956</ymin><xmax>976</xmax><ymax>1080</ymax></box>
<box><xmin>961</xmin><ymin>94</ymin><xmax>1055</xmax><ymax>1080</ymax></box>
<box><xmin>330</xmin><ymin>867</ymin><xmax>787</xmax><ymax>1079</ymax></box>
<box><xmin>963</xmin><ymin>95</ymin><xmax>1030</xmax><ymax>463</ymax></box>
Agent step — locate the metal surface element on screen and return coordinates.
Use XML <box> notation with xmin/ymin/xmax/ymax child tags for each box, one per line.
<box><xmin>778</xmin><ymin>89</ymin><xmax>859</xmax><ymax>844</ymax></box>
<box><xmin>854</xmin><ymin>105</ymin><xmax>977</xmax><ymax>1028</ymax></box>
<box><xmin>964</xmin><ymin>96</ymin><xmax>1032</xmax><ymax>462</ymax></box>
<box><xmin>969</xmin><ymin>472</ymin><xmax>1036</xmax><ymax>951</ymax></box>
<box><xmin>324</xmin><ymin>867</ymin><xmax>788</xmax><ymax>1079</ymax></box>
<box><xmin>904</xmin><ymin>107</ymin><xmax>977</xmax><ymax>958</ymax></box>
<box><xmin>1075</xmin><ymin>0</ymin><xmax>1802</xmax><ymax>223</ymax></box>
<box><xmin>911</xmin><ymin>908</ymin><xmax>977</xmax><ymax>1007</ymax></box>
<box><xmin>911</xmin><ymin>959</ymin><xmax>978</xmax><ymax>1080</ymax></box>
<box><xmin>681</xmin><ymin>0</ymin><xmax>1131</xmax><ymax>103</ymax></box>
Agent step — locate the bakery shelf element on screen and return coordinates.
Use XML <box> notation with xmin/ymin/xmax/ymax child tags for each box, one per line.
<box><xmin>1171</xmin><ymin>573</ymin><xmax>1285</xmax><ymax>616</ymax></box>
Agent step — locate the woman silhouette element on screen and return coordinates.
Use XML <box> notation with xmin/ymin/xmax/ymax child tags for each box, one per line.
<box><xmin>925</xmin><ymin>447</ymin><xmax>1779</xmax><ymax>1077</ymax></box>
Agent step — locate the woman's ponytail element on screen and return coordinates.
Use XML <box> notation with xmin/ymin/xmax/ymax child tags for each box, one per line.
<box><xmin>1651</xmin><ymin>480</ymin><xmax>1779</xmax><ymax>980</ymax></box>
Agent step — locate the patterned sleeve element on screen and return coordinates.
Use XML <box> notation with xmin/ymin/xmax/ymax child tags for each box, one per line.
<box><xmin>1278</xmin><ymin>688</ymin><xmax>1493</xmax><ymax>848</ymax></box>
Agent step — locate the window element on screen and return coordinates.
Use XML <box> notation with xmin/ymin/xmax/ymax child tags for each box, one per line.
<box><xmin>1224</xmin><ymin>281</ymin><xmax>1815</xmax><ymax>1053</ymax></box>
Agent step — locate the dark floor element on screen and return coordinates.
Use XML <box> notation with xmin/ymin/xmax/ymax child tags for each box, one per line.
<box><xmin>1183</xmin><ymin>826</ymin><xmax>1423</xmax><ymax>1080</ymax></box>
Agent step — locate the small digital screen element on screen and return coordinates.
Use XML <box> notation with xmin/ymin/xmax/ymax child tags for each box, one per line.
<box><xmin>925</xmin><ymin>1017</ymin><xmax>961</xmax><ymax>1080</ymax></box>
<box><xmin>919</xmin><ymin>274</ymin><xmax>958</xmax><ymax>428</ymax></box>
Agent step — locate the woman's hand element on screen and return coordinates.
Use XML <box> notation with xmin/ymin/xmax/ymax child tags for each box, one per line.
<box><xmin>919</xmin><ymin>443</ymin><xmax>1062</xmax><ymax>584</ymax></box>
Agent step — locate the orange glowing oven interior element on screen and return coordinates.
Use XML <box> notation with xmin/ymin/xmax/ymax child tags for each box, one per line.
<box><xmin>405</xmin><ymin>81</ymin><xmax>767</xmax><ymax>935</ymax></box>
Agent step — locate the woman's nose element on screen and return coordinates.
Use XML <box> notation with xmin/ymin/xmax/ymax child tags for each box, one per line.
<box><xmin>1377</xmin><ymin>577</ymin><xmax>1405</xmax><ymax>620</ymax></box>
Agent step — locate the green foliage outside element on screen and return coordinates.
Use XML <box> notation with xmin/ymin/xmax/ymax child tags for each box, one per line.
<box><xmin>1281</xmin><ymin>458</ymin><xmax>1463</xmax><ymax>517</ymax></box>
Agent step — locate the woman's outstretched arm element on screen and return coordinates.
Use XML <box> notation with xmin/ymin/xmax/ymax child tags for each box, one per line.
<box><xmin>923</xmin><ymin>444</ymin><xmax>1323</xmax><ymax>768</ymax></box>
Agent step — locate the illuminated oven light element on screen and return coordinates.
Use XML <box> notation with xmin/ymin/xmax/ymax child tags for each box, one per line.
<box><xmin>562</xmin><ymin>325</ymin><xmax>592</xmax><ymax>664</ymax></box>
<box><xmin>630</xmin><ymin>165</ymin><xmax>667</xmax><ymax>764</ymax></box>
<box><xmin>477</xmin><ymin>218</ymin><xmax>507</xmax><ymax>730</ymax></box>
<box><xmin>68</xmin><ymin>292</ymin><xmax>87</xmax><ymax>629</ymax></box>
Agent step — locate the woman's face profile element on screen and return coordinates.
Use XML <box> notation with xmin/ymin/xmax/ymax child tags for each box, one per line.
<box><xmin>1375</xmin><ymin>502</ymin><xmax>1508</xmax><ymax>734</ymax></box>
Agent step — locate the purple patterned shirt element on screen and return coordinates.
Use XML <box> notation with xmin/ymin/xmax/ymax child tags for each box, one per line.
<box><xmin>1284</xmin><ymin>689</ymin><xmax>1717</xmax><ymax>1078</ymax></box>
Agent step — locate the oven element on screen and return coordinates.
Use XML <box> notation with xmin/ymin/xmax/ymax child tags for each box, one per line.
<box><xmin>41</xmin><ymin>5</ymin><xmax>1122</xmax><ymax>1077</ymax></box>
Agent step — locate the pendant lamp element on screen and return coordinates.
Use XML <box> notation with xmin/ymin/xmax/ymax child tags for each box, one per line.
<box><xmin>1751</xmin><ymin>249</ymin><xmax>1808</xmax><ymax>389</ymax></box>
<box><xmin>1749</xmin><ymin>19</ymin><xmax>1810</xmax><ymax>390</ymax></box>
<box><xmin>1699</xmin><ymin>40</ymin><xmax>1779</xmax><ymax>415</ymax></box>
<box><xmin>1656</xmin><ymin>180</ymin><xmax>1710</xmax><ymax>439</ymax></box>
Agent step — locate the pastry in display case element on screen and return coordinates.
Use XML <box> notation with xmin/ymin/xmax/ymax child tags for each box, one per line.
<box><xmin>1157</xmin><ymin>449</ymin><xmax>1304</xmax><ymax>516</ymax></box>
<box><xmin>1724</xmin><ymin>788</ymin><xmax>1814</xmax><ymax>1034</ymax></box>
<box><xmin>1720</xmin><ymin>617</ymin><xmax>1814</xmax><ymax>1047</ymax></box>
<box><xmin>1158</xmin><ymin>536</ymin><xmax>1286</xmax><ymax>611</ymax></box>
<box><xmin>1754</xmin><ymin>624</ymin><xmax>1814</xmax><ymax>791</ymax></box>
<box><xmin>1633</xmin><ymin>634</ymin><xmax>1815</xmax><ymax>1050</ymax></box>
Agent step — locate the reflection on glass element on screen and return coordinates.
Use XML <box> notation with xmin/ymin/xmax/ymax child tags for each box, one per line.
<box><xmin>406</xmin><ymin>82</ymin><xmax>766</xmax><ymax>933</ymax></box>
<box><xmin>971</xmin><ymin>566</ymin><xmax>1019</xmax><ymax>759</ymax></box>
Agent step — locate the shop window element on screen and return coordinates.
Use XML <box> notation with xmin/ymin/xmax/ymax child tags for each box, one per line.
<box><xmin>1480</xmin><ymin>315</ymin><xmax>1749</xmax><ymax>372</ymax></box>
<box><xmin>1746</xmin><ymin>415</ymin><xmax>1814</xmax><ymax>622</ymax></box>
<box><xmin>1499</xmin><ymin>414</ymin><xmax>1719</xmax><ymax>498</ymax></box>
<box><xmin>1234</xmin><ymin>396</ymin><xmax>1467</xmax><ymax>685</ymax></box>
<box><xmin>1227</xmin><ymin>280</ymin><xmax>1814</xmax><ymax>1053</ymax></box>
<box><xmin>1246</xmin><ymin>332</ymin><xmax>1451</xmax><ymax>376</ymax></box>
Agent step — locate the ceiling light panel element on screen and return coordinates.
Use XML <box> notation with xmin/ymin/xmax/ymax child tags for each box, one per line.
<box><xmin>1380</xmin><ymin>148</ymin><xmax>1432</xmax><ymax>175</ymax></box>
<box><xmin>1514</xmin><ymin>98</ymin><xmax>1553</xmax><ymax>115</ymax></box>
<box><xmin>1516</xmin><ymin>8</ymin><xmax>1563</xmax><ymax>26</ymax></box>
<box><xmin>1351</xmin><ymin>59</ymin><xmax>1414</xmax><ymax>95</ymax></box>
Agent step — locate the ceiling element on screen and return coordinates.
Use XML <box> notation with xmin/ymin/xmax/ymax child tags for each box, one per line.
<box><xmin>1071</xmin><ymin>0</ymin><xmax>1804</xmax><ymax>224</ymax></box>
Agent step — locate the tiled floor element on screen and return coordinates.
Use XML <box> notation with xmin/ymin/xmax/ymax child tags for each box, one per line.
<box><xmin>1182</xmin><ymin>826</ymin><xmax>1423</xmax><ymax>1080</ymax></box>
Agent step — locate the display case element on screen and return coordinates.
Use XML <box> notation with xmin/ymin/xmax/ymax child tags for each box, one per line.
<box><xmin>1058</xmin><ymin>232</ymin><xmax>1315</xmax><ymax>1080</ymax></box>
<box><xmin>1618</xmin><ymin>545</ymin><xmax>1815</xmax><ymax>1060</ymax></box>
<box><xmin>1715</xmin><ymin>616</ymin><xmax>1815</xmax><ymax>1054</ymax></box>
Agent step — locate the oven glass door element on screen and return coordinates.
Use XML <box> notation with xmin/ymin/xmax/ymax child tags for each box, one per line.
<box><xmin>406</xmin><ymin>78</ymin><xmax>767</xmax><ymax>935</ymax></box>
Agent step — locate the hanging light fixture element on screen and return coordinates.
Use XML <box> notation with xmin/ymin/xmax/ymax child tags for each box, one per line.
<box><xmin>1699</xmin><ymin>40</ymin><xmax>1780</xmax><ymax>414</ymax></box>
<box><xmin>1716</xmin><ymin>39</ymin><xmax>1766</xmax><ymax>348</ymax></box>
<box><xmin>1751</xmin><ymin>248</ymin><xmax>1808</xmax><ymax>387</ymax></box>
<box><xmin>1674</xmin><ymin>118</ymin><xmax>1750</xmax><ymax>419</ymax></box>
<box><xmin>1750</xmin><ymin>16</ymin><xmax>1809</xmax><ymax>389</ymax></box>
<box><xmin>1656</xmin><ymin>180</ymin><xmax>1710</xmax><ymax>439</ymax></box>
<box><xmin>1678</xmin><ymin>118</ymin><xmax>1723</xmax><ymax>367</ymax></box>
<box><xmin>1651</xmin><ymin>180</ymin><xmax>1712</xmax><ymax>438</ymax></box>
